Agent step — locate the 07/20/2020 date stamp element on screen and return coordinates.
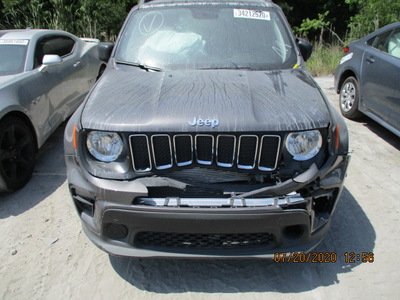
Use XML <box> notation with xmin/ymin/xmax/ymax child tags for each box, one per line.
<box><xmin>274</xmin><ymin>252</ymin><xmax>375</xmax><ymax>263</ymax></box>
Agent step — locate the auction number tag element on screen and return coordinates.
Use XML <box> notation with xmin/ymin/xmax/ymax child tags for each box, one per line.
<box><xmin>0</xmin><ymin>39</ymin><xmax>29</xmax><ymax>45</ymax></box>
<box><xmin>233</xmin><ymin>9</ymin><xmax>270</xmax><ymax>21</ymax></box>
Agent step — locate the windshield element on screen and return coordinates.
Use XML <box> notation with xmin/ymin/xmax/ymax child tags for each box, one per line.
<box><xmin>0</xmin><ymin>43</ymin><xmax>27</xmax><ymax>76</ymax></box>
<box><xmin>116</xmin><ymin>6</ymin><xmax>297</xmax><ymax>70</ymax></box>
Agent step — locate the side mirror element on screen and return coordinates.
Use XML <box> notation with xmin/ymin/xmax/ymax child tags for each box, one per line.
<box><xmin>98</xmin><ymin>42</ymin><xmax>114</xmax><ymax>62</ymax></box>
<box><xmin>296</xmin><ymin>38</ymin><xmax>313</xmax><ymax>62</ymax></box>
<box><xmin>39</xmin><ymin>54</ymin><xmax>63</xmax><ymax>72</ymax></box>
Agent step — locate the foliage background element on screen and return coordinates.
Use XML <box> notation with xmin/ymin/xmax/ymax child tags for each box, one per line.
<box><xmin>1</xmin><ymin>0</ymin><xmax>399</xmax><ymax>41</ymax></box>
<box><xmin>0</xmin><ymin>0</ymin><xmax>133</xmax><ymax>40</ymax></box>
<box><xmin>0</xmin><ymin>0</ymin><xmax>399</xmax><ymax>74</ymax></box>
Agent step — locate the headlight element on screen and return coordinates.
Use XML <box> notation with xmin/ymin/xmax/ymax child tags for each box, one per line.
<box><xmin>285</xmin><ymin>130</ymin><xmax>322</xmax><ymax>161</ymax></box>
<box><xmin>86</xmin><ymin>131</ymin><xmax>123</xmax><ymax>162</ymax></box>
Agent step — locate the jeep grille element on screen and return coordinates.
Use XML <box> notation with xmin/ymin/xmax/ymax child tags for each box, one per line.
<box><xmin>129</xmin><ymin>134</ymin><xmax>281</xmax><ymax>172</ymax></box>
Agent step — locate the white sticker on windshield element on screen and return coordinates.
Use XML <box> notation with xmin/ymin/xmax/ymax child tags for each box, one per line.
<box><xmin>233</xmin><ymin>9</ymin><xmax>270</xmax><ymax>21</ymax></box>
<box><xmin>0</xmin><ymin>39</ymin><xmax>29</xmax><ymax>45</ymax></box>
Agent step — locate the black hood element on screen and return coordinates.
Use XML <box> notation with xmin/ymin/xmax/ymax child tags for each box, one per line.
<box><xmin>81</xmin><ymin>67</ymin><xmax>331</xmax><ymax>132</ymax></box>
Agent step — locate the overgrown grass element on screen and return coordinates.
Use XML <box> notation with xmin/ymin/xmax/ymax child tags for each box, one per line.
<box><xmin>306</xmin><ymin>42</ymin><xmax>345</xmax><ymax>77</ymax></box>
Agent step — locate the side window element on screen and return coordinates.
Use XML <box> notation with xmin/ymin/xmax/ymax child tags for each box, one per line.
<box><xmin>370</xmin><ymin>30</ymin><xmax>392</xmax><ymax>53</ymax></box>
<box><xmin>34</xmin><ymin>35</ymin><xmax>76</xmax><ymax>68</ymax></box>
<box><xmin>387</xmin><ymin>28</ymin><xmax>400</xmax><ymax>59</ymax></box>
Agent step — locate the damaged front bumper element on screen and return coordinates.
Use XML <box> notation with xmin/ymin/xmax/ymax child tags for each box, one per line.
<box><xmin>67</xmin><ymin>154</ymin><xmax>350</xmax><ymax>258</ymax></box>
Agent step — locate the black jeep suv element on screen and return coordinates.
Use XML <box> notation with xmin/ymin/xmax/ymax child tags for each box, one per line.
<box><xmin>64</xmin><ymin>0</ymin><xmax>350</xmax><ymax>258</ymax></box>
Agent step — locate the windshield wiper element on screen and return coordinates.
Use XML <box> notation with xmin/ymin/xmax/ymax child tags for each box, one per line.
<box><xmin>116</xmin><ymin>60</ymin><xmax>163</xmax><ymax>72</ymax></box>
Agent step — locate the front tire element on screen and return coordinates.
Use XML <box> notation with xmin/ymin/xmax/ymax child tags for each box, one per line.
<box><xmin>339</xmin><ymin>76</ymin><xmax>362</xmax><ymax>119</ymax></box>
<box><xmin>0</xmin><ymin>117</ymin><xmax>36</xmax><ymax>192</ymax></box>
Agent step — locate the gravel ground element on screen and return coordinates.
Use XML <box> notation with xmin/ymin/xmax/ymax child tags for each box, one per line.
<box><xmin>1</xmin><ymin>76</ymin><xmax>399</xmax><ymax>300</ymax></box>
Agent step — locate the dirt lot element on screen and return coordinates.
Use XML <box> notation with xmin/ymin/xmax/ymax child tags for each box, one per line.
<box><xmin>1</xmin><ymin>76</ymin><xmax>399</xmax><ymax>300</ymax></box>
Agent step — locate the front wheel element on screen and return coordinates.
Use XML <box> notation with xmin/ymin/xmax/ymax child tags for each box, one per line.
<box><xmin>339</xmin><ymin>76</ymin><xmax>363</xmax><ymax>119</ymax></box>
<box><xmin>0</xmin><ymin>117</ymin><xmax>36</xmax><ymax>192</ymax></box>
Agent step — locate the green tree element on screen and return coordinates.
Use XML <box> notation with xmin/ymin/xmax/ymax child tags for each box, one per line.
<box><xmin>346</xmin><ymin>0</ymin><xmax>400</xmax><ymax>38</ymax></box>
<box><xmin>276</xmin><ymin>0</ymin><xmax>355</xmax><ymax>41</ymax></box>
<box><xmin>75</xmin><ymin>0</ymin><xmax>133</xmax><ymax>40</ymax></box>
<box><xmin>295</xmin><ymin>11</ymin><xmax>331</xmax><ymax>43</ymax></box>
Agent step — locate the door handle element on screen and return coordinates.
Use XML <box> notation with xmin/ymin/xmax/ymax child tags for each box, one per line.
<box><xmin>365</xmin><ymin>57</ymin><xmax>375</xmax><ymax>63</ymax></box>
<box><xmin>74</xmin><ymin>61</ymin><xmax>81</xmax><ymax>67</ymax></box>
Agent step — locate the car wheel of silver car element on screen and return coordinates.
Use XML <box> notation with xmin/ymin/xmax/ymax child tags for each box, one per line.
<box><xmin>339</xmin><ymin>76</ymin><xmax>362</xmax><ymax>119</ymax></box>
<box><xmin>0</xmin><ymin>117</ymin><xmax>36</xmax><ymax>192</ymax></box>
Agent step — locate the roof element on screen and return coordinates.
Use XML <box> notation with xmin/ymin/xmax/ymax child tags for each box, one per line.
<box><xmin>138</xmin><ymin>0</ymin><xmax>275</xmax><ymax>7</ymax></box>
<box><xmin>0</xmin><ymin>29</ymin><xmax>73</xmax><ymax>41</ymax></box>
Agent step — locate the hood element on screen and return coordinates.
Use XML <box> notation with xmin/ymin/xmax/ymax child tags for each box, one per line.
<box><xmin>81</xmin><ymin>67</ymin><xmax>331</xmax><ymax>132</ymax></box>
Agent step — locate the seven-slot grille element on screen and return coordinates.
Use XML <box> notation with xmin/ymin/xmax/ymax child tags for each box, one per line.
<box><xmin>129</xmin><ymin>134</ymin><xmax>281</xmax><ymax>172</ymax></box>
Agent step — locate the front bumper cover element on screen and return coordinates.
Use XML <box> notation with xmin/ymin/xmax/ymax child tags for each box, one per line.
<box><xmin>66</xmin><ymin>154</ymin><xmax>349</xmax><ymax>258</ymax></box>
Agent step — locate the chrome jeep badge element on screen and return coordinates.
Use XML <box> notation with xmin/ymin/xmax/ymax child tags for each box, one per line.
<box><xmin>188</xmin><ymin>117</ymin><xmax>219</xmax><ymax>128</ymax></box>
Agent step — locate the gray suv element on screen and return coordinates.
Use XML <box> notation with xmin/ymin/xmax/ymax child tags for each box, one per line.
<box><xmin>65</xmin><ymin>0</ymin><xmax>350</xmax><ymax>258</ymax></box>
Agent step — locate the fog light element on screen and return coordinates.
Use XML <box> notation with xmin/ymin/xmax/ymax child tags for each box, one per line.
<box><xmin>104</xmin><ymin>223</ymin><xmax>128</xmax><ymax>240</ymax></box>
<box><xmin>283</xmin><ymin>225</ymin><xmax>304</xmax><ymax>239</ymax></box>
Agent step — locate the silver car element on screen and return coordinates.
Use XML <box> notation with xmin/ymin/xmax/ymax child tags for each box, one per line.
<box><xmin>0</xmin><ymin>29</ymin><xmax>110</xmax><ymax>192</ymax></box>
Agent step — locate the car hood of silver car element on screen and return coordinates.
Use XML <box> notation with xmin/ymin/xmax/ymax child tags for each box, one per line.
<box><xmin>81</xmin><ymin>67</ymin><xmax>331</xmax><ymax>132</ymax></box>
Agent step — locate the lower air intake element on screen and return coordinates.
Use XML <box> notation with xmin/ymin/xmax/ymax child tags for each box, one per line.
<box><xmin>135</xmin><ymin>231</ymin><xmax>274</xmax><ymax>249</ymax></box>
